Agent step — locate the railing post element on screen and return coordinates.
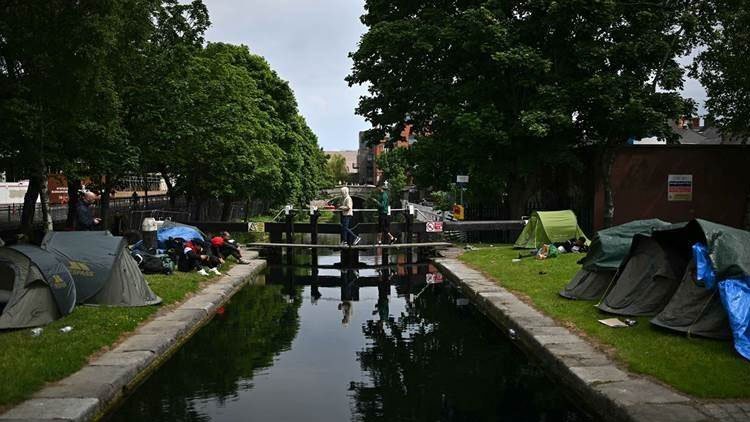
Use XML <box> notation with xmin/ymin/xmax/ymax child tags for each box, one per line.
<box><xmin>309</xmin><ymin>206</ymin><xmax>319</xmax><ymax>246</ymax></box>
<box><xmin>284</xmin><ymin>205</ymin><xmax>295</xmax><ymax>265</ymax></box>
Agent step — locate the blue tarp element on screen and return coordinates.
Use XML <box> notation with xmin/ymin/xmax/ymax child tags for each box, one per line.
<box><xmin>694</xmin><ymin>243</ymin><xmax>750</xmax><ymax>360</ymax></box>
<box><xmin>157</xmin><ymin>225</ymin><xmax>205</xmax><ymax>249</ymax></box>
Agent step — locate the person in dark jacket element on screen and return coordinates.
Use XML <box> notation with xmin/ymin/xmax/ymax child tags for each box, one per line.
<box><xmin>179</xmin><ymin>240</ymin><xmax>222</xmax><ymax>276</ymax></box>
<box><xmin>374</xmin><ymin>184</ymin><xmax>395</xmax><ymax>244</ymax></box>
<box><xmin>75</xmin><ymin>191</ymin><xmax>101</xmax><ymax>231</ymax></box>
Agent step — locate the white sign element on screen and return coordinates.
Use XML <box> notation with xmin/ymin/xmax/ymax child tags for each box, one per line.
<box><xmin>668</xmin><ymin>174</ymin><xmax>693</xmax><ymax>201</ymax></box>
<box><xmin>426</xmin><ymin>273</ymin><xmax>444</xmax><ymax>284</ymax></box>
<box><xmin>426</xmin><ymin>221</ymin><xmax>443</xmax><ymax>233</ymax></box>
<box><xmin>456</xmin><ymin>175</ymin><xmax>469</xmax><ymax>183</ymax></box>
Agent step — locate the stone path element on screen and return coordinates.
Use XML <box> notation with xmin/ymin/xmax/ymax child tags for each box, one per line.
<box><xmin>0</xmin><ymin>254</ymin><xmax>266</xmax><ymax>422</ymax></box>
<box><xmin>433</xmin><ymin>257</ymin><xmax>750</xmax><ymax>422</ymax></box>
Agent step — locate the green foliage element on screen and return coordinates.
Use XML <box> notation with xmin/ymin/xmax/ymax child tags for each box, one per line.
<box><xmin>349</xmin><ymin>0</ymin><xmax>700</xmax><ymax>217</ymax></box>
<box><xmin>0</xmin><ymin>0</ymin><xmax>328</xmax><ymax>223</ymax></box>
<box><xmin>326</xmin><ymin>154</ymin><xmax>350</xmax><ymax>185</ymax></box>
<box><xmin>375</xmin><ymin>147</ymin><xmax>408</xmax><ymax>202</ymax></box>
<box><xmin>461</xmin><ymin>246</ymin><xmax>750</xmax><ymax>398</ymax></box>
<box><xmin>691</xmin><ymin>0</ymin><xmax>750</xmax><ymax>138</ymax></box>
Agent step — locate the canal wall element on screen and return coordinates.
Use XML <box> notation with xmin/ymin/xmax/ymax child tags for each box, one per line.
<box><xmin>434</xmin><ymin>257</ymin><xmax>750</xmax><ymax>422</ymax></box>
<box><xmin>0</xmin><ymin>254</ymin><xmax>267</xmax><ymax>422</ymax></box>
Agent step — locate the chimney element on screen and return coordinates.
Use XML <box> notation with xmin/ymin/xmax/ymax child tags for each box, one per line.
<box><xmin>691</xmin><ymin>117</ymin><xmax>701</xmax><ymax>129</ymax></box>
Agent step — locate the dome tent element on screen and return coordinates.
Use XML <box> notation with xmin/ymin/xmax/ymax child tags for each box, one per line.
<box><xmin>513</xmin><ymin>210</ymin><xmax>589</xmax><ymax>249</ymax></box>
<box><xmin>596</xmin><ymin>234</ymin><xmax>688</xmax><ymax>316</ymax></box>
<box><xmin>42</xmin><ymin>231</ymin><xmax>161</xmax><ymax>307</ymax></box>
<box><xmin>559</xmin><ymin>219</ymin><xmax>671</xmax><ymax>300</ymax></box>
<box><xmin>650</xmin><ymin>258</ymin><xmax>731</xmax><ymax>340</ymax></box>
<box><xmin>0</xmin><ymin>244</ymin><xmax>76</xmax><ymax>329</ymax></box>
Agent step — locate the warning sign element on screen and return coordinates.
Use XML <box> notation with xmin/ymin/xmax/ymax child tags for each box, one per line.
<box><xmin>426</xmin><ymin>273</ymin><xmax>444</xmax><ymax>284</ymax></box>
<box><xmin>668</xmin><ymin>174</ymin><xmax>693</xmax><ymax>201</ymax></box>
<box><xmin>426</xmin><ymin>221</ymin><xmax>443</xmax><ymax>233</ymax></box>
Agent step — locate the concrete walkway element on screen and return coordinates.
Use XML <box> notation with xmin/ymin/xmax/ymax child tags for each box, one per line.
<box><xmin>434</xmin><ymin>257</ymin><xmax>750</xmax><ymax>422</ymax></box>
<box><xmin>0</xmin><ymin>254</ymin><xmax>266</xmax><ymax>422</ymax></box>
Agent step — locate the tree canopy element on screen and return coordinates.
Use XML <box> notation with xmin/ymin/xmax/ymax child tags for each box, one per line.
<box><xmin>0</xmin><ymin>0</ymin><xmax>328</xmax><ymax>228</ymax></box>
<box><xmin>349</xmin><ymin>0</ymin><xmax>704</xmax><ymax>224</ymax></box>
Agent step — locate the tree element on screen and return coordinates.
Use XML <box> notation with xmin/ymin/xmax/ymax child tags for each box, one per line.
<box><xmin>549</xmin><ymin>0</ymin><xmax>698</xmax><ymax>226</ymax></box>
<box><xmin>0</xmin><ymin>0</ymin><xmax>144</xmax><ymax>232</ymax></box>
<box><xmin>123</xmin><ymin>0</ymin><xmax>211</xmax><ymax>207</ymax></box>
<box><xmin>375</xmin><ymin>148</ymin><xmax>409</xmax><ymax>204</ymax></box>
<box><xmin>692</xmin><ymin>0</ymin><xmax>750</xmax><ymax>140</ymax></box>
<box><xmin>349</xmin><ymin>0</ymin><xmax>698</xmax><ymax>226</ymax></box>
<box><xmin>348</xmin><ymin>1</ymin><xmax>581</xmax><ymax>218</ymax></box>
<box><xmin>326</xmin><ymin>154</ymin><xmax>350</xmax><ymax>185</ymax></box>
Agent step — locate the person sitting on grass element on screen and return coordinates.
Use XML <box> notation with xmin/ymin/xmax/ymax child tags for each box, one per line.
<box><xmin>178</xmin><ymin>239</ymin><xmax>222</xmax><ymax>276</ymax></box>
<box><xmin>210</xmin><ymin>231</ymin><xmax>250</xmax><ymax>264</ymax></box>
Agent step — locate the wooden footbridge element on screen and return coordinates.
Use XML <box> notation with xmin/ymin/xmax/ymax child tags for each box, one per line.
<box><xmin>247</xmin><ymin>205</ymin><xmax>453</xmax><ymax>265</ymax></box>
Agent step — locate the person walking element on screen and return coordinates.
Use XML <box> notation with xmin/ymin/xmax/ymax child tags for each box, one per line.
<box><xmin>375</xmin><ymin>184</ymin><xmax>396</xmax><ymax>244</ymax></box>
<box><xmin>339</xmin><ymin>186</ymin><xmax>361</xmax><ymax>246</ymax></box>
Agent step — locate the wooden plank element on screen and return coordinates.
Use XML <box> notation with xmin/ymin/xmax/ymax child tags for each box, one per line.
<box><xmin>443</xmin><ymin>220</ymin><xmax>525</xmax><ymax>231</ymax></box>
<box><xmin>248</xmin><ymin>242</ymin><xmax>451</xmax><ymax>250</ymax></box>
<box><xmin>263</xmin><ymin>222</ymin><xmax>420</xmax><ymax>234</ymax></box>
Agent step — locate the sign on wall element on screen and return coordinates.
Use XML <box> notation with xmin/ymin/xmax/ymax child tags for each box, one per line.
<box><xmin>426</xmin><ymin>221</ymin><xmax>443</xmax><ymax>233</ymax></box>
<box><xmin>668</xmin><ymin>174</ymin><xmax>693</xmax><ymax>201</ymax></box>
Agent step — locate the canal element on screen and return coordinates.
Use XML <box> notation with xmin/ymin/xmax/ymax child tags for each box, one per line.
<box><xmin>108</xmin><ymin>251</ymin><xmax>590</xmax><ymax>422</ymax></box>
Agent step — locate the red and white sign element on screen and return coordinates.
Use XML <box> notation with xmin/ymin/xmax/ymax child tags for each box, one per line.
<box><xmin>668</xmin><ymin>174</ymin><xmax>693</xmax><ymax>202</ymax></box>
<box><xmin>426</xmin><ymin>221</ymin><xmax>443</xmax><ymax>233</ymax></box>
<box><xmin>426</xmin><ymin>273</ymin><xmax>444</xmax><ymax>284</ymax></box>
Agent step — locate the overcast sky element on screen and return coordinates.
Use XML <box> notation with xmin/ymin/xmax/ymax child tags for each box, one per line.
<box><xmin>203</xmin><ymin>1</ymin><xmax>707</xmax><ymax>151</ymax></box>
<box><xmin>204</xmin><ymin>0</ymin><xmax>369</xmax><ymax>151</ymax></box>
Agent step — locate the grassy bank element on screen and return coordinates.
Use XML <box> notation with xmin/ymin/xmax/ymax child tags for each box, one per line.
<box><xmin>0</xmin><ymin>263</ymin><xmax>233</xmax><ymax>410</ymax></box>
<box><xmin>460</xmin><ymin>246</ymin><xmax>750</xmax><ymax>399</ymax></box>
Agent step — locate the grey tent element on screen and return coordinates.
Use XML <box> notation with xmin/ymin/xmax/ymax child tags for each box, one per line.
<box><xmin>560</xmin><ymin>219</ymin><xmax>671</xmax><ymax>300</ymax></box>
<box><xmin>597</xmin><ymin>234</ymin><xmax>688</xmax><ymax>316</ymax></box>
<box><xmin>650</xmin><ymin>259</ymin><xmax>731</xmax><ymax>340</ymax></box>
<box><xmin>42</xmin><ymin>231</ymin><xmax>161</xmax><ymax>306</ymax></box>
<box><xmin>0</xmin><ymin>245</ymin><xmax>76</xmax><ymax>329</ymax></box>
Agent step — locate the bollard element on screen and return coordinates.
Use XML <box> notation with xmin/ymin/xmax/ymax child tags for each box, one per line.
<box><xmin>141</xmin><ymin>217</ymin><xmax>158</xmax><ymax>251</ymax></box>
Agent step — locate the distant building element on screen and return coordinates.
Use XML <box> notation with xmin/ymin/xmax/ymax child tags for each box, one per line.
<box><xmin>635</xmin><ymin>117</ymin><xmax>748</xmax><ymax>145</ymax></box>
<box><xmin>356</xmin><ymin>124</ymin><xmax>415</xmax><ymax>185</ymax></box>
<box><xmin>324</xmin><ymin>150</ymin><xmax>358</xmax><ymax>174</ymax></box>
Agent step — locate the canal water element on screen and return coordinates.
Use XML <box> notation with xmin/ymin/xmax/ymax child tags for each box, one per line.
<box><xmin>108</xmin><ymin>252</ymin><xmax>590</xmax><ymax>422</ymax></box>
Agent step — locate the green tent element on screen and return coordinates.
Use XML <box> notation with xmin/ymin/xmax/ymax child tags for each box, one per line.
<box><xmin>559</xmin><ymin>219</ymin><xmax>671</xmax><ymax>300</ymax></box>
<box><xmin>42</xmin><ymin>231</ymin><xmax>161</xmax><ymax>307</ymax></box>
<box><xmin>513</xmin><ymin>210</ymin><xmax>589</xmax><ymax>249</ymax></box>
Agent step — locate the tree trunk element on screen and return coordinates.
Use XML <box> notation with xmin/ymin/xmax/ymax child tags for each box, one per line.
<box><xmin>193</xmin><ymin>198</ymin><xmax>203</xmax><ymax>222</ymax></box>
<box><xmin>38</xmin><ymin>168</ymin><xmax>53</xmax><ymax>232</ymax></box>
<box><xmin>602</xmin><ymin>148</ymin><xmax>617</xmax><ymax>228</ymax></box>
<box><xmin>66</xmin><ymin>177</ymin><xmax>80</xmax><ymax>228</ymax></box>
<box><xmin>221</xmin><ymin>197</ymin><xmax>232</xmax><ymax>221</ymax></box>
<box><xmin>142</xmin><ymin>174</ymin><xmax>150</xmax><ymax>208</ymax></box>
<box><xmin>744</xmin><ymin>189</ymin><xmax>750</xmax><ymax>230</ymax></box>
<box><xmin>507</xmin><ymin>176</ymin><xmax>537</xmax><ymax>220</ymax></box>
<box><xmin>20</xmin><ymin>173</ymin><xmax>41</xmax><ymax>234</ymax></box>
<box><xmin>162</xmin><ymin>171</ymin><xmax>176</xmax><ymax>207</ymax></box>
<box><xmin>244</xmin><ymin>198</ymin><xmax>250</xmax><ymax>223</ymax></box>
<box><xmin>100</xmin><ymin>177</ymin><xmax>113</xmax><ymax>229</ymax></box>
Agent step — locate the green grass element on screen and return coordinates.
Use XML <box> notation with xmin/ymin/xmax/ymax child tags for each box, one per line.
<box><xmin>0</xmin><ymin>262</ymin><xmax>233</xmax><ymax>410</ymax></box>
<box><xmin>460</xmin><ymin>246</ymin><xmax>750</xmax><ymax>399</ymax></box>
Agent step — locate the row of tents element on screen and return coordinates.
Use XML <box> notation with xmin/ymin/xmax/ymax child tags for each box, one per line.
<box><xmin>0</xmin><ymin>231</ymin><xmax>161</xmax><ymax>330</ymax></box>
<box><xmin>518</xmin><ymin>211</ymin><xmax>750</xmax><ymax>360</ymax></box>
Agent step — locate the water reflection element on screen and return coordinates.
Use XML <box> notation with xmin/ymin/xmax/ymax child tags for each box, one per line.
<box><xmin>107</xmin><ymin>284</ymin><xmax>301</xmax><ymax>422</ymax></box>
<box><xmin>109</xmin><ymin>254</ymin><xmax>589</xmax><ymax>422</ymax></box>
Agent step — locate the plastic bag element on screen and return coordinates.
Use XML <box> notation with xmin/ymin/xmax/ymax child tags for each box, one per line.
<box><xmin>693</xmin><ymin>243</ymin><xmax>717</xmax><ymax>290</ymax></box>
